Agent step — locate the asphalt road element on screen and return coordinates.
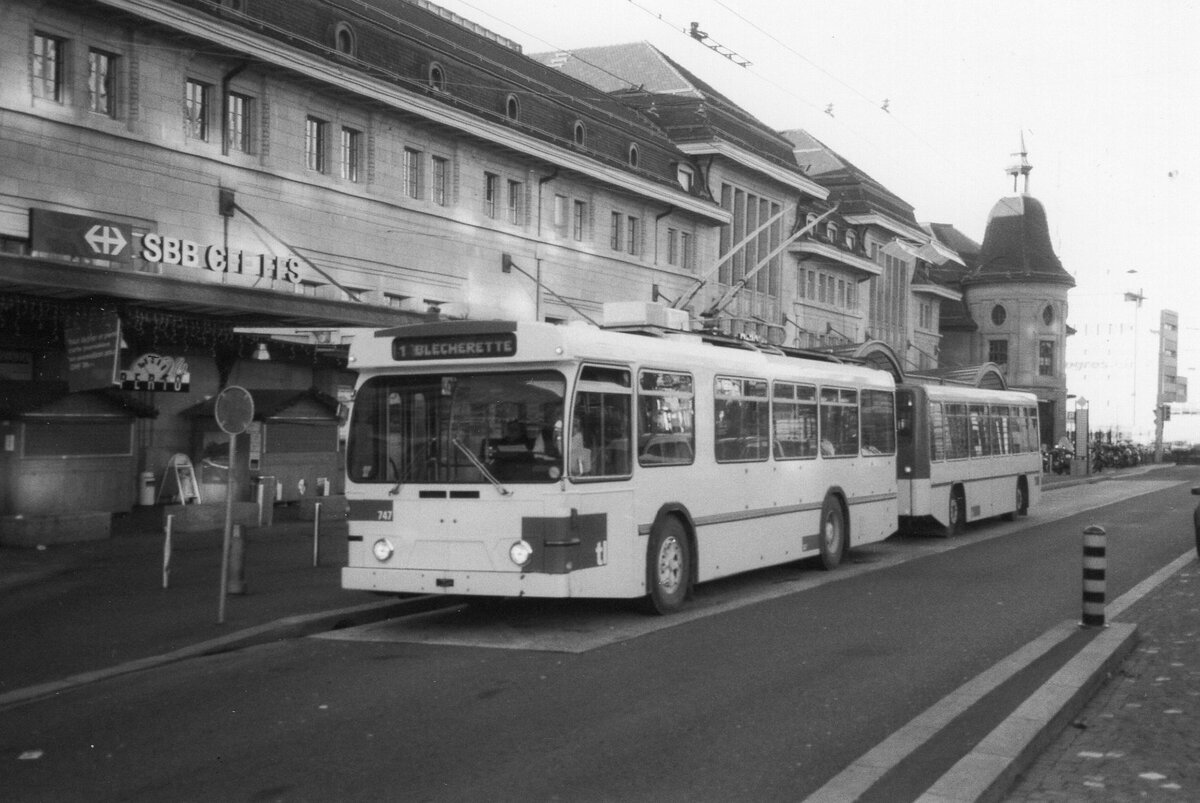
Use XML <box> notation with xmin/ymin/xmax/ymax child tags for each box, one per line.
<box><xmin>4</xmin><ymin>469</ymin><xmax>1196</xmax><ymax>802</ymax></box>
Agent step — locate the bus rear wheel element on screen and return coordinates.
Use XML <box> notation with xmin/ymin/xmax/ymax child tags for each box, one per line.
<box><xmin>644</xmin><ymin>517</ymin><xmax>690</xmax><ymax>615</ymax></box>
<box><xmin>817</xmin><ymin>495</ymin><xmax>845</xmax><ymax>570</ymax></box>
<box><xmin>1002</xmin><ymin>480</ymin><xmax>1028</xmax><ymax>521</ymax></box>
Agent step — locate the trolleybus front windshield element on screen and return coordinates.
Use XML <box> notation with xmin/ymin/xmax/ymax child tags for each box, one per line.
<box><xmin>348</xmin><ymin>371</ymin><xmax>567</xmax><ymax>485</ymax></box>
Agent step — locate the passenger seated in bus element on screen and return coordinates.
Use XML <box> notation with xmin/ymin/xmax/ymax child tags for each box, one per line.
<box><xmin>569</xmin><ymin>412</ymin><xmax>593</xmax><ymax>475</ymax></box>
<box><xmin>533</xmin><ymin>402</ymin><xmax>563</xmax><ymax>459</ymax></box>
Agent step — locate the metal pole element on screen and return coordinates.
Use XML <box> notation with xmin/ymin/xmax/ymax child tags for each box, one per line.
<box><xmin>162</xmin><ymin>514</ymin><xmax>173</xmax><ymax>589</ymax></box>
<box><xmin>312</xmin><ymin>501</ymin><xmax>322</xmax><ymax>567</ymax></box>
<box><xmin>218</xmin><ymin>436</ymin><xmax>235</xmax><ymax>624</ymax></box>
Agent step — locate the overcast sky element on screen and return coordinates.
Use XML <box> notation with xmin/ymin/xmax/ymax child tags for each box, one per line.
<box><xmin>436</xmin><ymin>0</ymin><xmax>1200</xmax><ymax>326</ymax></box>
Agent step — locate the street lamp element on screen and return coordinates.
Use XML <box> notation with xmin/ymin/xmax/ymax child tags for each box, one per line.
<box><xmin>1124</xmin><ymin>281</ymin><xmax>1145</xmax><ymax>440</ymax></box>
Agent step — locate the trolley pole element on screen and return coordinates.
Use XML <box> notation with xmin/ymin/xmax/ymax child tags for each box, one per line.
<box><xmin>1081</xmin><ymin>525</ymin><xmax>1107</xmax><ymax>628</ymax></box>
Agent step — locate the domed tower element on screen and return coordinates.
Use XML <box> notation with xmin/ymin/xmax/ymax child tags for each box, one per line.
<box><xmin>962</xmin><ymin>137</ymin><xmax>1074</xmax><ymax>446</ymax></box>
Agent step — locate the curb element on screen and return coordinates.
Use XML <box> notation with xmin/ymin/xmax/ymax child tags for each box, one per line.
<box><xmin>917</xmin><ymin>621</ymin><xmax>1139</xmax><ymax>803</ymax></box>
<box><xmin>0</xmin><ymin>594</ymin><xmax>454</xmax><ymax>712</ymax></box>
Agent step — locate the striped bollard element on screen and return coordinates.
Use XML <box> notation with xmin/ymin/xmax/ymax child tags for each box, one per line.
<box><xmin>1081</xmin><ymin>525</ymin><xmax>1107</xmax><ymax>628</ymax></box>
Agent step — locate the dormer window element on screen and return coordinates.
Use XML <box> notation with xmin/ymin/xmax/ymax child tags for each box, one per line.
<box><xmin>826</xmin><ymin>222</ymin><xmax>838</xmax><ymax>243</ymax></box>
<box><xmin>627</xmin><ymin>143</ymin><xmax>640</xmax><ymax>168</ymax></box>
<box><xmin>805</xmin><ymin>213</ymin><xmax>818</xmax><ymax>230</ymax></box>
<box><xmin>428</xmin><ymin>62</ymin><xmax>446</xmax><ymax>92</ymax></box>
<box><xmin>572</xmin><ymin>120</ymin><xmax>586</xmax><ymax>147</ymax></box>
<box><xmin>505</xmin><ymin>94</ymin><xmax>520</xmax><ymax>121</ymax></box>
<box><xmin>676</xmin><ymin>163</ymin><xmax>694</xmax><ymax>191</ymax></box>
<box><xmin>333</xmin><ymin>23</ymin><xmax>356</xmax><ymax>57</ymax></box>
<box><xmin>845</xmin><ymin>229</ymin><xmax>857</xmax><ymax>251</ymax></box>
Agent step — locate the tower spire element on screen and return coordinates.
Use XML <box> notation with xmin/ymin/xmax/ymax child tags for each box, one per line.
<box><xmin>1005</xmin><ymin>131</ymin><xmax>1033</xmax><ymax>193</ymax></box>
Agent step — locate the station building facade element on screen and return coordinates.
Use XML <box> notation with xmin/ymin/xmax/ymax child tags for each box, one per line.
<box><xmin>0</xmin><ymin>0</ymin><xmax>722</xmax><ymax>525</ymax></box>
<box><xmin>0</xmin><ymin>0</ymin><xmax>1067</xmax><ymax>530</ymax></box>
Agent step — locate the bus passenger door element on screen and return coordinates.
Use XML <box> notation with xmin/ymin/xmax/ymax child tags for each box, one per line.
<box><xmin>895</xmin><ymin>389</ymin><xmax>917</xmax><ymax>517</ymax></box>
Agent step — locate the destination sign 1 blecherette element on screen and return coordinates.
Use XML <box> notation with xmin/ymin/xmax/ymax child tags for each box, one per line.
<box><xmin>392</xmin><ymin>332</ymin><xmax>517</xmax><ymax>360</ymax></box>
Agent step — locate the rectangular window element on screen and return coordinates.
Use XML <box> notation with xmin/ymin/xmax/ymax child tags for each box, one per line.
<box><xmin>667</xmin><ymin>228</ymin><xmax>679</xmax><ymax>266</ymax></box>
<box><xmin>403</xmin><ymin>148</ymin><xmax>422</xmax><ymax>198</ymax></box>
<box><xmin>88</xmin><ymin>49</ymin><xmax>116</xmax><ymax>116</ymax></box>
<box><xmin>680</xmin><ymin>231</ymin><xmax>693</xmax><ymax>270</ymax></box>
<box><xmin>1038</xmin><ymin>341</ymin><xmax>1055</xmax><ymax>376</ymax></box>
<box><xmin>627</xmin><ymin>216</ymin><xmax>640</xmax><ymax>255</ymax></box>
<box><xmin>772</xmin><ymin>382</ymin><xmax>817</xmax><ymax>459</ymax></box>
<box><xmin>553</xmin><ymin>194</ymin><xmax>567</xmax><ymax>230</ymax></box>
<box><xmin>638</xmin><ymin>371</ymin><xmax>695</xmax><ymax>467</ymax></box>
<box><xmin>929</xmin><ymin>401</ymin><xmax>947</xmax><ymax>461</ymax></box>
<box><xmin>714</xmin><ymin>377</ymin><xmax>770</xmax><ymax>462</ymax></box>
<box><xmin>185</xmin><ymin>79</ymin><xmax>211</xmax><ymax>140</ymax></box>
<box><xmin>507</xmin><ymin>179</ymin><xmax>523</xmax><ymax>224</ymax></box>
<box><xmin>432</xmin><ymin>156</ymin><xmax>448</xmax><ymax>206</ymax></box>
<box><xmin>860</xmin><ymin>390</ymin><xmax>896</xmax><ymax>456</ymax></box>
<box><xmin>226</xmin><ymin>92</ymin><xmax>252</xmax><ymax>153</ymax></box>
<box><xmin>968</xmin><ymin>404</ymin><xmax>991</xmax><ymax>456</ymax></box>
<box><xmin>807</xmin><ymin>270</ymin><xmax>816</xmax><ymax>299</ymax></box>
<box><xmin>944</xmin><ymin>402</ymin><xmax>970</xmax><ymax>459</ymax></box>
<box><xmin>340</xmin><ymin>127</ymin><xmax>361</xmax><ymax>182</ymax></box>
<box><xmin>33</xmin><ymin>33</ymin><xmax>64</xmax><ymax>102</ymax></box>
<box><xmin>610</xmin><ymin>212</ymin><xmax>623</xmax><ymax>250</ymax></box>
<box><xmin>572</xmin><ymin>200</ymin><xmax>586</xmax><ymax>241</ymax></box>
<box><xmin>989</xmin><ymin>339</ymin><xmax>1009</xmax><ymax>365</ymax></box>
<box><xmin>819</xmin><ymin>387</ymin><xmax>858</xmax><ymax>457</ymax></box>
<box><xmin>305</xmin><ymin>116</ymin><xmax>327</xmax><ymax>172</ymax></box>
<box><xmin>484</xmin><ymin>172</ymin><xmax>498</xmax><ymax>217</ymax></box>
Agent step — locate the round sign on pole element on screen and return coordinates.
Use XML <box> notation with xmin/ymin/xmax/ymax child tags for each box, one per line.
<box><xmin>215</xmin><ymin>385</ymin><xmax>255</xmax><ymax>435</ymax></box>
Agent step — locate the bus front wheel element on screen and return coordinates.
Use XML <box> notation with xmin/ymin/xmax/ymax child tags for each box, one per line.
<box><xmin>818</xmin><ymin>495</ymin><xmax>845</xmax><ymax>570</ymax></box>
<box><xmin>645</xmin><ymin>517</ymin><xmax>691</xmax><ymax>615</ymax></box>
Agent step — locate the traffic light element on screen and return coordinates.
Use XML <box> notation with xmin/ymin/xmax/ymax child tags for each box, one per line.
<box><xmin>1164</xmin><ymin>405</ymin><xmax>1172</xmax><ymax>421</ymax></box>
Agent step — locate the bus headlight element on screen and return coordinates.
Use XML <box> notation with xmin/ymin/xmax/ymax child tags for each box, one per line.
<box><xmin>509</xmin><ymin>539</ymin><xmax>533</xmax><ymax>566</ymax></box>
<box><xmin>372</xmin><ymin>538</ymin><xmax>394</xmax><ymax>561</ymax></box>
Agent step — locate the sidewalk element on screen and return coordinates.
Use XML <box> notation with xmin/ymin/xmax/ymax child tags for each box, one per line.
<box><xmin>1004</xmin><ymin>556</ymin><xmax>1200</xmax><ymax>800</ymax></box>
<box><xmin>0</xmin><ymin>503</ymin><xmax>433</xmax><ymax>708</ymax></box>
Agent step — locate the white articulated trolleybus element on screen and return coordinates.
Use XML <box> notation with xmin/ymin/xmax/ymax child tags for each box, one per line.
<box><xmin>342</xmin><ymin>309</ymin><xmax>899</xmax><ymax>613</ymax></box>
<box><xmin>895</xmin><ymin>383</ymin><xmax>1042</xmax><ymax>536</ymax></box>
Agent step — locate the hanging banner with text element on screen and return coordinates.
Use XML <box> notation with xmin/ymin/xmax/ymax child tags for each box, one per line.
<box><xmin>64</xmin><ymin>312</ymin><xmax>122</xmax><ymax>392</ymax></box>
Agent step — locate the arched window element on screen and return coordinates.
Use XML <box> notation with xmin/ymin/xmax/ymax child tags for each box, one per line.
<box><xmin>334</xmin><ymin>23</ymin><xmax>356</xmax><ymax>56</ymax></box>
<box><xmin>428</xmin><ymin>62</ymin><xmax>446</xmax><ymax>92</ymax></box>
<box><xmin>991</xmin><ymin>304</ymin><xmax>1007</xmax><ymax>326</ymax></box>
<box><xmin>572</xmin><ymin>120</ymin><xmax>586</xmax><ymax>147</ymax></box>
<box><xmin>845</xmin><ymin>229</ymin><xmax>857</xmax><ymax>251</ymax></box>
<box><xmin>627</xmin><ymin>143</ymin><xmax>640</xmax><ymax>168</ymax></box>
<box><xmin>505</xmin><ymin>94</ymin><xmax>520</xmax><ymax>121</ymax></box>
<box><xmin>1042</xmin><ymin>304</ymin><xmax>1054</xmax><ymax>325</ymax></box>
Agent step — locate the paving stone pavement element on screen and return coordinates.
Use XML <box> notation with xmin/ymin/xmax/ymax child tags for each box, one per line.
<box><xmin>1006</xmin><ymin>558</ymin><xmax>1200</xmax><ymax>801</ymax></box>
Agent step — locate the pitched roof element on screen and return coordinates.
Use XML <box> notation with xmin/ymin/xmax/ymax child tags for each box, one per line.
<box><xmin>780</xmin><ymin>129</ymin><xmax>920</xmax><ymax>226</ymax></box>
<box><xmin>532</xmin><ymin>42</ymin><xmax>808</xmax><ymax>177</ymax></box>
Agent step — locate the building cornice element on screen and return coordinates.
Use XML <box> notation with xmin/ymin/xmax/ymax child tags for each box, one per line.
<box><xmin>789</xmin><ymin>240</ymin><xmax>881</xmax><ymax>279</ymax></box>
<box><xmin>97</xmin><ymin>0</ymin><xmax>728</xmax><ymax>224</ymax></box>
<box><xmin>677</xmin><ymin>141</ymin><xmax>828</xmax><ymax>199</ymax></box>
<box><xmin>843</xmin><ymin>213</ymin><xmax>926</xmax><ymax>242</ymax></box>
<box><xmin>911</xmin><ymin>282</ymin><xmax>962</xmax><ymax>302</ymax></box>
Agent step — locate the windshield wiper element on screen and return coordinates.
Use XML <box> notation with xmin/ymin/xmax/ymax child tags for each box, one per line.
<box><xmin>452</xmin><ymin>438</ymin><xmax>511</xmax><ymax>496</ymax></box>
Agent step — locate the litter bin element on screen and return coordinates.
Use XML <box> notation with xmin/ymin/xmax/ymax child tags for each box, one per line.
<box><xmin>138</xmin><ymin>471</ymin><xmax>156</xmax><ymax>506</ymax></box>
